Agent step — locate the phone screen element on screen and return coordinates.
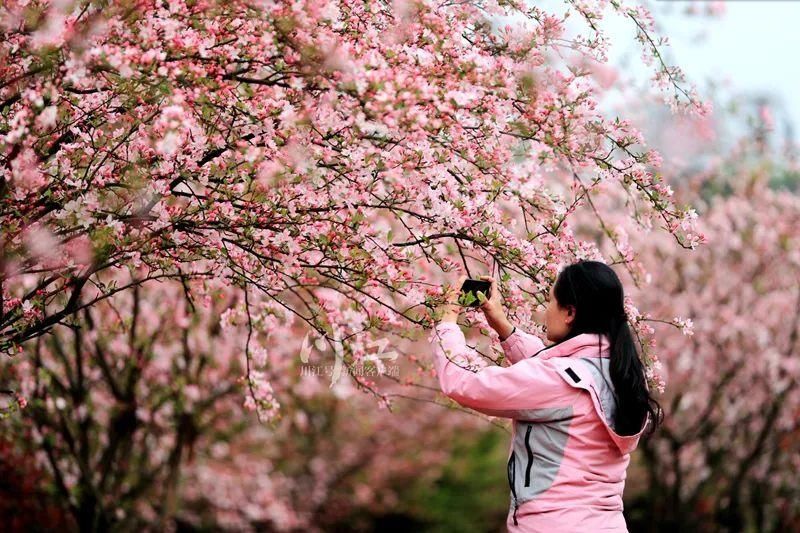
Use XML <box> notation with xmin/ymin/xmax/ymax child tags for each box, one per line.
<box><xmin>459</xmin><ymin>279</ymin><xmax>491</xmax><ymax>307</ymax></box>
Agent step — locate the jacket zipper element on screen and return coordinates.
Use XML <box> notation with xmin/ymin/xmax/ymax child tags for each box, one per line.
<box><xmin>507</xmin><ymin>451</ymin><xmax>519</xmax><ymax>526</ymax></box>
<box><xmin>524</xmin><ymin>424</ymin><xmax>534</xmax><ymax>487</ymax></box>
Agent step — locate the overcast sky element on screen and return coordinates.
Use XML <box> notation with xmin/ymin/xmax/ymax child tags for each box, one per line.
<box><xmin>604</xmin><ymin>1</ymin><xmax>800</xmax><ymax>143</ymax></box>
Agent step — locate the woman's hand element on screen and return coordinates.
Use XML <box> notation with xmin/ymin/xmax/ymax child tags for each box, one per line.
<box><xmin>478</xmin><ymin>275</ymin><xmax>515</xmax><ymax>341</ymax></box>
<box><xmin>477</xmin><ymin>275</ymin><xmax>503</xmax><ymax>321</ymax></box>
<box><xmin>436</xmin><ymin>274</ymin><xmax>468</xmax><ymax>323</ymax></box>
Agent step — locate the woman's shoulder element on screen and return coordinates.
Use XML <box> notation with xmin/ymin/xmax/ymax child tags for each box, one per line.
<box><xmin>511</xmin><ymin>357</ymin><xmax>589</xmax><ymax>397</ymax></box>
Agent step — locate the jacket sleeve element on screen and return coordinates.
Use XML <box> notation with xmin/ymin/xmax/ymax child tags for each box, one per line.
<box><xmin>428</xmin><ymin>322</ymin><xmax>574</xmax><ymax>419</ymax></box>
<box><xmin>499</xmin><ymin>326</ymin><xmax>546</xmax><ymax>365</ymax></box>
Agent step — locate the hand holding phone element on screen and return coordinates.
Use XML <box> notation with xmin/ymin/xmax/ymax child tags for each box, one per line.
<box><xmin>459</xmin><ymin>278</ymin><xmax>492</xmax><ymax>307</ymax></box>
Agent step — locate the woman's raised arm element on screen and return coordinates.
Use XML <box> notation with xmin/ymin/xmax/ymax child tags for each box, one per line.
<box><xmin>499</xmin><ymin>327</ymin><xmax>546</xmax><ymax>365</ymax></box>
<box><xmin>478</xmin><ymin>276</ymin><xmax>546</xmax><ymax>364</ymax></box>
<box><xmin>428</xmin><ymin>321</ymin><xmax>569</xmax><ymax>418</ymax></box>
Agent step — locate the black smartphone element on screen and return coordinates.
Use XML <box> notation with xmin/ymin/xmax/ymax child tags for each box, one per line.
<box><xmin>459</xmin><ymin>278</ymin><xmax>491</xmax><ymax>307</ymax></box>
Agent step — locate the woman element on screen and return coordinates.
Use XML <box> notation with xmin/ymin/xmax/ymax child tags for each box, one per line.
<box><xmin>428</xmin><ymin>260</ymin><xmax>663</xmax><ymax>532</ymax></box>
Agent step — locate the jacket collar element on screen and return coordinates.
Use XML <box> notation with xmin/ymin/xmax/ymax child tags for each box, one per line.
<box><xmin>539</xmin><ymin>333</ymin><xmax>611</xmax><ymax>360</ymax></box>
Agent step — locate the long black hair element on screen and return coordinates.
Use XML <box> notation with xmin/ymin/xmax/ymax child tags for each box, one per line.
<box><xmin>549</xmin><ymin>260</ymin><xmax>663</xmax><ymax>437</ymax></box>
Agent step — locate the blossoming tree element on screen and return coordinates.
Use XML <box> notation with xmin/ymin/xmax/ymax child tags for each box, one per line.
<box><xmin>0</xmin><ymin>0</ymin><xmax>736</xmax><ymax>529</ymax></box>
<box><xmin>1</xmin><ymin>270</ymin><xmax>491</xmax><ymax>530</ymax></box>
<box><xmin>1</xmin><ymin>0</ymin><xmax>708</xmax><ymax>415</ymax></box>
<box><xmin>623</xmin><ymin>148</ymin><xmax>800</xmax><ymax>531</ymax></box>
<box><xmin>0</xmin><ymin>274</ymin><xmax>245</xmax><ymax>529</ymax></box>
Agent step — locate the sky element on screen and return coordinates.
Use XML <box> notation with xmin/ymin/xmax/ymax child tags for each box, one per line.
<box><xmin>509</xmin><ymin>0</ymin><xmax>800</xmax><ymax>152</ymax></box>
<box><xmin>605</xmin><ymin>0</ymin><xmax>800</xmax><ymax>143</ymax></box>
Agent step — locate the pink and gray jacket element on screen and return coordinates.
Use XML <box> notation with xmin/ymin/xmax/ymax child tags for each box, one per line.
<box><xmin>428</xmin><ymin>322</ymin><xmax>649</xmax><ymax>532</ymax></box>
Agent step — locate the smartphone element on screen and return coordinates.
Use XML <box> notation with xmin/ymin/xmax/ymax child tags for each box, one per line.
<box><xmin>459</xmin><ymin>278</ymin><xmax>491</xmax><ymax>307</ymax></box>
